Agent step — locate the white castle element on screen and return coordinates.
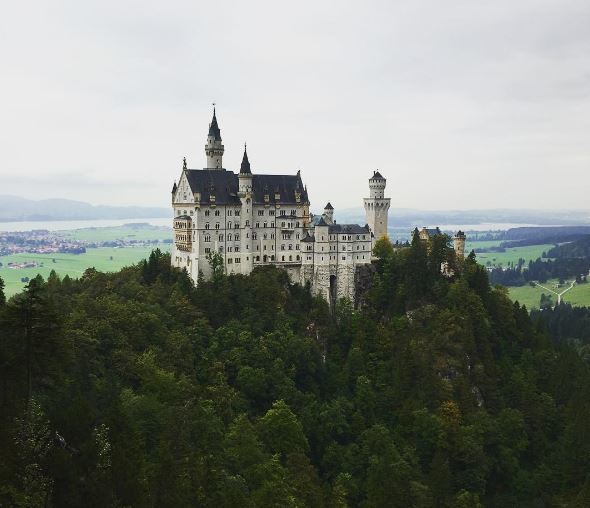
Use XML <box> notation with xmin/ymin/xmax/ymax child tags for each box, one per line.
<box><xmin>171</xmin><ymin>109</ymin><xmax>464</xmax><ymax>303</ymax></box>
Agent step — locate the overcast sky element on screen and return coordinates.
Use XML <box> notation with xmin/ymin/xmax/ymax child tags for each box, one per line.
<box><xmin>1</xmin><ymin>0</ymin><xmax>589</xmax><ymax>211</ymax></box>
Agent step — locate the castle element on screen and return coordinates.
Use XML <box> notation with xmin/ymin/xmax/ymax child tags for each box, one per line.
<box><xmin>171</xmin><ymin>109</ymin><xmax>465</xmax><ymax>304</ymax></box>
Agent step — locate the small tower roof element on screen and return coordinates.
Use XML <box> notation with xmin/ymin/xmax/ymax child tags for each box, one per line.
<box><xmin>324</xmin><ymin>202</ymin><xmax>334</xmax><ymax>210</ymax></box>
<box><xmin>208</xmin><ymin>107</ymin><xmax>222</xmax><ymax>141</ymax></box>
<box><xmin>371</xmin><ymin>170</ymin><xmax>384</xmax><ymax>179</ymax></box>
<box><xmin>239</xmin><ymin>144</ymin><xmax>252</xmax><ymax>174</ymax></box>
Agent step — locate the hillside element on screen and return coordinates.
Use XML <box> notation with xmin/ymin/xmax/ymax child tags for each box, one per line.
<box><xmin>1</xmin><ymin>245</ymin><xmax>590</xmax><ymax>506</ymax></box>
<box><xmin>0</xmin><ymin>195</ymin><xmax>169</xmax><ymax>222</ymax></box>
<box><xmin>547</xmin><ymin>235</ymin><xmax>590</xmax><ymax>258</ymax></box>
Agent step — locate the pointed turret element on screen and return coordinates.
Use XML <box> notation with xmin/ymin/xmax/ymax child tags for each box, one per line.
<box><xmin>208</xmin><ymin>107</ymin><xmax>221</xmax><ymax>141</ymax></box>
<box><xmin>205</xmin><ymin>106</ymin><xmax>224</xmax><ymax>169</ymax></box>
<box><xmin>238</xmin><ymin>143</ymin><xmax>253</xmax><ymax>195</ymax></box>
<box><xmin>239</xmin><ymin>144</ymin><xmax>251</xmax><ymax>174</ymax></box>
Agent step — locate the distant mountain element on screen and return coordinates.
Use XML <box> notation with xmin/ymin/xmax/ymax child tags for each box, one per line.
<box><xmin>329</xmin><ymin>207</ymin><xmax>590</xmax><ymax>229</ymax></box>
<box><xmin>0</xmin><ymin>196</ymin><xmax>169</xmax><ymax>222</ymax></box>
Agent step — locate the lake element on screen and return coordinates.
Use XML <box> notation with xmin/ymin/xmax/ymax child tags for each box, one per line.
<box><xmin>0</xmin><ymin>217</ymin><xmax>172</xmax><ymax>232</ymax></box>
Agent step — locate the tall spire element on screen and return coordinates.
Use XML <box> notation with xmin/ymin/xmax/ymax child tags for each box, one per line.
<box><xmin>205</xmin><ymin>104</ymin><xmax>224</xmax><ymax>169</ymax></box>
<box><xmin>240</xmin><ymin>143</ymin><xmax>251</xmax><ymax>174</ymax></box>
<box><xmin>208</xmin><ymin>106</ymin><xmax>221</xmax><ymax>141</ymax></box>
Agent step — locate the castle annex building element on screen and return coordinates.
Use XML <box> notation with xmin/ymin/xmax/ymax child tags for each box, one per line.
<box><xmin>171</xmin><ymin>109</ymin><xmax>462</xmax><ymax>303</ymax></box>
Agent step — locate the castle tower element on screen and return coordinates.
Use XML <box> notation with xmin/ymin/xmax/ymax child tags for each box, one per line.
<box><xmin>453</xmin><ymin>230</ymin><xmax>466</xmax><ymax>260</ymax></box>
<box><xmin>205</xmin><ymin>107</ymin><xmax>224</xmax><ymax>169</ymax></box>
<box><xmin>322</xmin><ymin>202</ymin><xmax>334</xmax><ymax>224</ymax></box>
<box><xmin>238</xmin><ymin>144</ymin><xmax>254</xmax><ymax>274</ymax></box>
<box><xmin>364</xmin><ymin>171</ymin><xmax>391</xmax><ymax>240</ymax></box>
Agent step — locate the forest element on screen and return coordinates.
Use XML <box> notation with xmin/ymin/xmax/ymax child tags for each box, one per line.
<box><xmin>1</xmin><ymin>235</ymin><xmax>590</xmax><ymax>507</ymax></box>
<box><xmin>488</xmin><ymin>257</ymin><xmax>590</xmax><ymax>287</ymax></box>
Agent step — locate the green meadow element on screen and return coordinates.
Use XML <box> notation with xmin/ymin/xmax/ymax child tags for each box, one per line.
<box><xmin>508</xmin><ymin>279</ymin><xmax>590</xmax><ymax>310</ymax></box>
<box><xmin>469</xmin><ymin>243</ymin><xmax>554</xmax><ymax>267</ymax></box>
<box><xmin>1</xmin><ymin>246</ymin><xmax>169</xmax><ymax>297</ymax></box>
<box><xmin>61</xmin><ymin>225</ymin><xmax>172</xmax><ymax>242</ymax></box>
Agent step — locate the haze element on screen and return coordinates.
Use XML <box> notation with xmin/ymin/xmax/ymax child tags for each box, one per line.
<box><xmin>1</xmin><ymin>0</ymin><xmax>589</xmax><ymax>211</ymax></box>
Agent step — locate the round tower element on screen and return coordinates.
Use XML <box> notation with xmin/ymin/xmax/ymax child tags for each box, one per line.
<box><xmin>238</xmin><ymin>144</ymin><xmax>254</xmax><ymax>274</ymax></box>
<box><xmin>453</xmin><ymin>230</ymin><xmax>466</xmax><ymax>260</ymax></box>
<box><xmin>205</xmin><ymin>107</ymin><xmax>224</xmax><ymax>169</ymax></box>
<box><xmin>363</xmin><ymin>171</ymin><xmax>391</xmax><ymax>240</ymax></box>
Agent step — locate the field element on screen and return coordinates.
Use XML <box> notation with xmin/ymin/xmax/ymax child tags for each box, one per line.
<box><xmin>467</xmin><ymin>241</ymin><xmax>554</xmax><ymax>267</ymax></box>
<box><xmin>61</xmin><ymin>224</ymin><xmax>172</xmax><ymax>242</ymax></box>
<box><xmin>509</xmin><ymin>279</ymin><xmax>590</xmax><ymax>310</ymax></box>
<box><xmin>1</xmin><ymin>246</ymin><xmax>169</xmax><ymax>296</ymax></box>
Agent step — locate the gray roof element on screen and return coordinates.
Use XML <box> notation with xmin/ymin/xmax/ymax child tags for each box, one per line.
<box><xmin>328</xmin><ymin>224</ymin><xmax>370</xmax><ymax>235</ymax></box>
<box><xmin>239</xmin><ymin>146</ymin><xmax>251</xmax><ymax>174</ymax></box>
<box><xmin>324</xmin><ymin>202</ymin><xmax>333</xmax><ymax>210</ymax></box>
<box><xmin>424</xmin><ymin>227</ymin><xmax>442</xmax><ymax>237</ymax></box>
<box><xmin>208</xmin><ymin>109</ymin><xmax>221</xmax><ymax>141</ymax></box>
<box><xmin>371</xmin><ymin>171</ymin><xmax>384</xmax><ymax>179</ymax></box>
<box><xmin>301</xmin><ymin>233</ymin><xmax>315</xmax><ymax>242</ymax></box>
<box><xmin>183</xmin><ymin>169</ymin><xmax>309</xmax><ymax>206</ymax></box>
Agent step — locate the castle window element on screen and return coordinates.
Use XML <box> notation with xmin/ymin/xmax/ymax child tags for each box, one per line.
<box><xmin>296</xmin><ymin>233</ymin><xmax>300</xmax><ymax>239</ymax></box>
<box><xmin>205</xmin><ymin>210</ymin><xmax>210</xmax><ymax>216</ymax></box>
<box><xmin>205</xmin><ymin>247</ymin><xmax>210</xmax><ymax>253</ymax></box>
<box><xmin>215</xmin><ymin>210</ymin><xmax>220</xmax><ymax>216</ymax></box>
<box><xmin>269</xmin><ymin>210</ymin><xmax>275</xmax><ymax>216</ymax></box>
<box><xmin>235</xmin><ymin>234</ymin><xmax>240</xmax><ymax>241</ymax></box>
<box><xmin>256</xmin><ymin>222</ymin><xmax>260</xmax><ymax>228</ymax></box>
<box><xmin>296</xmin><ymin>222</ymin><xmax>299</xmax><ymax>228</ymax></box>
<box><xmin>258</xmin><ymin>210</ymin><xmax>264</xmax><ymax>216</ymax></box>
<box><xmin>215</xmin><ymin>223</ymin><xmax>220</xmax><ymax>230</ymax></box>
<box><xmin>291</xmin><ymin>209</ymin><xmax>296</xmax><ymax>215</ymax></box>
<box><xmin>235</xmin><ymin>223</ymin><xmax>239</xmax><ymax>229</ymax></box>
<box><xmin>246</xmin><ymin>220</ymin><xmax>250</xmax><ymax>227</ymax></box>
<box><xmin>289</xmin><ymin>255</ymin><xmax>292</xmax><ymax>261</ymax></box>
<box><xmin>280</xmin><ymin>210</ymin><xmax>286</xmax><ymax>216</ymax></box>
<box><xmin>296</xmin><ymin>245</ymin><xmax>300</xmax><ymax>250</ymax></box>
<box><xmin>271</xmin><ymin>222</ymin><xmax>274</xmax><ymax>228</ymax></box>
<box><xmin>256</xmin><ymin>256</ymin><xmax>260</xmax><ymax>261</ymax></box>
<box><xmin>228</xmin><ymin>210</ymin><xmax>232</xmax><ymax>216</ymax></box>
<box><xmin>219</xmin><ymin>247</ymin><xmax>223</xmax><ymax>253</ymax></box>
<box><xmin>204</xmin><ymin>235</ymin><xmax>210</xmax><ymax>242</ymax></box>
<box><xmin>282</xmin><ymin>256</ymin><xmax>285</xmax><ymax>261</ymax></box>
<box><xmin>288</xmin><ymin>244</ymin><xmax>292</xmax><ymax>250</ymax></box>
<box><xmin>263</xmin><ymin>245</ymin><xmax>266</xmax><ymax>250</ymax></box>
<box><xmin>271</xmin><ymin>255</ymin><xmax>275</xmax><ymax>261</ymax></box>
<box><xmin>281</xmin><ymin>244</ymin><xmax>285</xmax><ymax>251</ymax></box>
<box><xmin>271</xmin><ymin>245</ymin><xmax>274</xmax><ymax>250</ymax></box>
<box><xmin>228</xmin><ymin>221</ymin><xmax>232</xmax><ymax>229</ymax></box>
<box><xmin>228</xmin><ymin>234</ymin><xmax>232</xmax><ymax>241</ymax></box>
<box><xmin>342</xmin><ymin>256</ymin><xmax>345</xmax><ymax>260</ymax></box>
<box><xmin>342</xmin><ymin>246</ymin><xmax>346</xmax><ymax>251</ymax></box>
<box><xmin>271</xmin><ymin>233</ymin><xmax>275</xmax><ymax>239</ymax></box>
<box><xmin>228</xmin><ymin>247</ymin><xmax>232</xmax><ymax>252</ymax></box>
<box><xmin>282</xmin><ymin>222</ymin><xmax>285</xmax><ymax>227</ymax></box>
<box><xmin>252</xmin><ymin>232</ymin><xmax>257</xmax><ymax>240</ymax></box>
<box><xmin>263</xmin><ymin>222</ymin><xmax>267</xmax><ymax>228</ymax></box>
<box><xmin>235</xmin><ymin>246</ymin><xmax>240</xmax><ymax>252</ymax></box>
<box><xmin>235</xmin><ymin>210</ymin><xmax>240</xmax><ymax>216</ymax></box>
<box><xmin>205</xmin><ymin>223</ymin><xmax>210</xmax><ymax>229</ymax></box>
<box><xmin>235</xmin><ymin>258</ymin><xmax>240</xmax><ymax>263</ymax></box>
<box><xmin>296</xmin><ymin>255</ymin><xmax>300</xmax><ymax>261</ymax></box>
<box><xmin>227</xmin><ymin>258</ymin><xmax>232</xmax><ymax>264</ymax></box>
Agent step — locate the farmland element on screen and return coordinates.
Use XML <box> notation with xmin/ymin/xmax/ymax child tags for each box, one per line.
<box><xmin>1</xmin><ymin>246</ymin><xmax>170</xmax><ymax>296</ymax></box>
<box><xmin>509</xmin><ymin>279</ymin><xmax>590</xmax><ymax>310</ymax></box>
